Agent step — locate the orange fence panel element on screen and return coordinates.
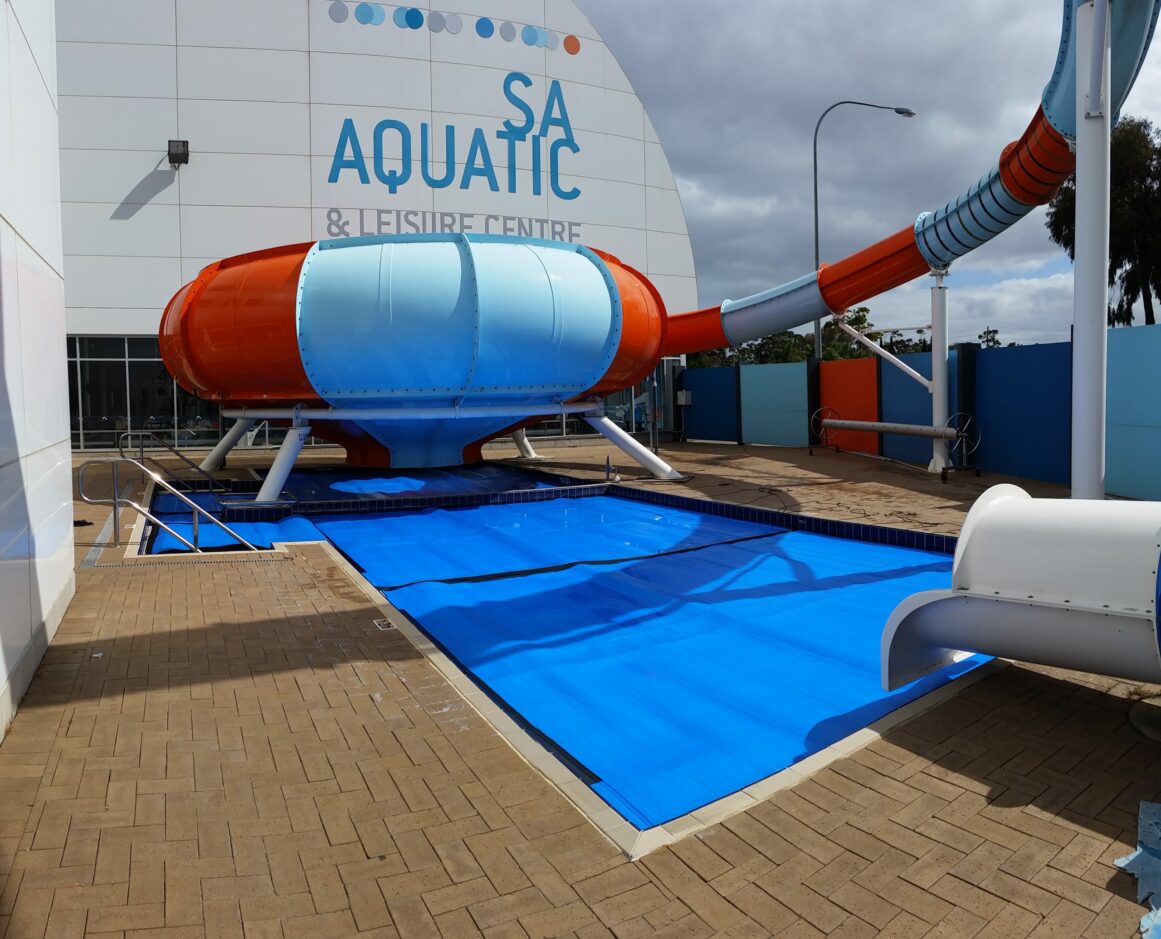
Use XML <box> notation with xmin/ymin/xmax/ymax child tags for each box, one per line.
<box><xmin>819</xmin><ymin>358</ymin><xmax>879</xmax><ymax>454</ymax></box>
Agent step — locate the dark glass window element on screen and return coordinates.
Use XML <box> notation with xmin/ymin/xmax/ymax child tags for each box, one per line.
<box><xmin>78</xmin><ymin>360</ymin><xmax>129</xmax><ymax>448</ymax></box>
<box><xmin>67</xmin><ymin>336</ymin><xmax>76</xmax><ymax>358</ymax></box>
<box><xmin>176</xmin><ymin>384</ymin><xmax>220</xmax><ymax>445</ymax></box>
<box><xmin>127</xmin><ymin>337</ymin><xmax>161</xmax><ymax>359</ymax></box>
<box><xmin>77</xmin><ymin>337</ymin><xmax>125</xmax><ymax>359</ymax></box>
<box><xmin>129</xmin><ymin>361</ymin><xmax>175</xmax><ymax>432</ymax></box>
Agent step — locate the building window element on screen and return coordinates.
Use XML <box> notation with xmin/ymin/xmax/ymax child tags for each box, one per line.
<box><xmin>68</xmin><ymin>335</ymin><xmax>223</xmax><ymax>450</ymax></box>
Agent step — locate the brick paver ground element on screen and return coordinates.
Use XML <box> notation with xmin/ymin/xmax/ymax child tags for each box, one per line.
<box><xmin>4</xmin><ymin>442</ymin><xmax>1155</xmax><ymax>937</ymax></box>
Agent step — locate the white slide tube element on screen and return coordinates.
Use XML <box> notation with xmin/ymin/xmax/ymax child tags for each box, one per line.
<box><xmin>1072</xmin><ymin>0</ymin><xmax>1112</xmax><ymax>499</ymax></box>
<box><xmin>882</xmin><ymin>484</ymin><xmax>1161</xmax><ymax>690</ymax></box>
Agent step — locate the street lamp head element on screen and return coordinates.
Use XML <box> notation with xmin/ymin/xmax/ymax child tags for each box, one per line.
<box><xmin>895</xmin><ymin>107</ymin><xmax>917</xmax><ymax>117</ymax></box>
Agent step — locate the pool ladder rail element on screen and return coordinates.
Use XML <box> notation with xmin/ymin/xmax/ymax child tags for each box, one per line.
<box><xmin>77</xmin><ymin>455</ymin><xmax>258</xmax><ymax>554</ymax></box>
<box><xmin>117</xmin><ymin>430</ymin><xmax>231</xmax><ymax>493</ymax></box>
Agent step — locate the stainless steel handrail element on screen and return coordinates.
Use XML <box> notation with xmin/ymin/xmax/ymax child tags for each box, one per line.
<box><xmin>78</xmin><ymin>457</ymin><xmax>258</xmax><ymax>553</ymax></box>
<box><xmin>117</xmin><ymin>431</ymin><xmax>228</xmax><ymax>491</ymax></box>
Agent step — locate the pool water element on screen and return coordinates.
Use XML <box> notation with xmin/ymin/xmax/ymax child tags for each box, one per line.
<box><xmin>147</xmin><ymin>472</ymin><xmax>978</xmax><ymax>829</ymax></box>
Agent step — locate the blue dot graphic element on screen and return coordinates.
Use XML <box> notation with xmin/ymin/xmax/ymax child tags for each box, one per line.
<box><xmin>392</xmin><ymin>6</ymin><xmax>408</xmax><ymax>27</ymax></box>
<box><xmin>404</xmin><ymin>7</ymin><xmax>423</xmax><ymax>28</ymax></box>
<box><xmin>328</xmin><ymin>1</ymin><xmax>349</xmax><ymax>23</ymax></box>
<box><xmin>370</xmin><ymin>4</ymin><xmax>385</xmax><ymax>24</ymax></box>
<box><xmin>522</xmin><ymin>24</ymin><xmax>538</xmax><ymax>45</ymax></box>
<box><xmin>355</xmin><ymin>3</ymin><xmax>375</xmax><ymax>25</ymax></box>
<box><xmin>476</xmin><ymin>17</ymin><xmax>494</xmax><ymax>38</ymax></box>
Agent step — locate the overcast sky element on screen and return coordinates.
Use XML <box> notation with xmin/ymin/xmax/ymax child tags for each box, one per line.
<box><xmin>578</xmin><ymin>0</ymin><xmax>1161</xmax><ymax>346</ymax></box>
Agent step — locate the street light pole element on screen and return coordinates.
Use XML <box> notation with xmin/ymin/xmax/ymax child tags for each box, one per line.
<box><xmin>812</xmin><ymin>100</ymin><xmax>916</xmax><ymax>357</ymax></box>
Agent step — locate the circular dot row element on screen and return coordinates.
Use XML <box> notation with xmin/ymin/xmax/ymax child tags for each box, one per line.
<box><xmin>327</xmin><ymin>3</ymin><xmax>582</xmax><ymax>54</ymax></box>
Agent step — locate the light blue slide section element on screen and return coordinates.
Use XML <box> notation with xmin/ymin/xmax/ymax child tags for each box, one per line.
<box><xmin>295</xmin><ymin>234</ymin><xmax>622</xmax><ymax>466</ymax></box>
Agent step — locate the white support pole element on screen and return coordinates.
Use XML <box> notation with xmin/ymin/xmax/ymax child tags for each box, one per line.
<box><xmin>511</xmin><ymin>428</ymin><xmax>539</xmax><ymax>459</ymax></box>
<box><xmin>200</xmin><ymin>417</ymin><xmax>256</xmax><ymax>471</ymax></box>
<box><xmin>835</xmin><ymin>319</ymin><xmax>932</xmax><ymax>391</ymax></box>
<box><xmin>583</xmin><ymin>415</ymin><xmax>683</xmax><ymax>480</ymax></box>
<box><xmin>928</xmin><ymin>271</ymin><xmax>951</xmax><ymax>473</ymax></box>
<box><xmin>1072</xmin><ymin>0</ymin><xmax>1111</xmax><ymax>499</ymax></box>
<box><xmin>256</xmin><ymin>424</ymin><xmax>311</xmax><ymax>502</ymax></box>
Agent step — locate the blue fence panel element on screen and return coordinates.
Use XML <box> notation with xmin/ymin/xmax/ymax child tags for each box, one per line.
<box><xmin>975</xmin><ymin>342</ymin><xmax>1070</xmax><ymax>484</ymax></box>
<box><xmin>879</xmin><ymin>351</ymin><xmax>959</xmax><ymax>464</ymax></box>
<box><xmin>681</xmin><ymin>367</ymin><xmax>739</xmax><ymax>442</ymax></box>
<box><xmin>740</xmin><ymin>363</ymin><xmax>808</xmax><ymax>446</ymax></box>
<box><xmin>1108</xmin><ymin>324</ymin><xmax>1161</xmax><ymax>499</ymax></box>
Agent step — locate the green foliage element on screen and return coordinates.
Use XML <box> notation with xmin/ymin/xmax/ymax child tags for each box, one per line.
<box><xmin>978</xmin><ymin>326</ymin><xmax>1001</xmax><ymax>348</ymax></box>
<box><xmin>1046</xmin><ymin>115</ymin><xmax>1161</xmax><ymax>326</ymax></box>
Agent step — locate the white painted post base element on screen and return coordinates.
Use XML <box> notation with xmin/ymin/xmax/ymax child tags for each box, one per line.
<box><xmin>256</xmin><ymin>424</ymin><xmax>311</xmax><ymax>502</ymax></box>
<box><xmin>511</xmin><ymin>428</ymin><xmax>539</xmax><ymax>459</ymax></box>
<box><xmin>583</xmin><ymin>415</ymin><xmax>683</xmax><ymax>480</ymax></box>
<box><xmin>200</xmin><ymin>418</ymin><xmax>257</xmax><ymax>472</ymax></box>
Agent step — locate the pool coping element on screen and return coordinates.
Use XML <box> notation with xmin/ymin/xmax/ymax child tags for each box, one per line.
<box><xmin>130</xmin><ymin>468</ymin><xmax>987</xmax><ymax>857</ymax></box>
<box><xmin>311</xmin><ymin>537</ymin><xmax>1006</xmax><ymax>860</ymax></box>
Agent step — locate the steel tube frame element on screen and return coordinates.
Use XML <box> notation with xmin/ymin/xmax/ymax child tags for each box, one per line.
<box><xmin>823</xmin><ymin>419</ymin><xmax>957</xmax><ymax>440</ymax></box>
<box><xmin>222</xmin><ymin>403</ymin><xmax>602</xmax><ymax>422</ymax></box>
<box><xmin>835</xmin><ymin>319</ymin><xmax>932</xmax><ymax>391</ymax></box>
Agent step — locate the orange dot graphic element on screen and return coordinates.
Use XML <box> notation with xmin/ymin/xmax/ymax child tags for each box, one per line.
<box><xmin>563</xmin><ymin>34</ymin><xmax>581</xmax><ymax>55</ymax></box>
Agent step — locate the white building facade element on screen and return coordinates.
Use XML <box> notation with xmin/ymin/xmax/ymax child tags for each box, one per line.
<box><xmin>0</xmin><ymin>0</ymin><xmax>73</xmax><ymax>732</ymax></box>
<box><xmin>56</xmin><ymin>0</ymin><xmax>697</xmax><ymax>449</ymax></box>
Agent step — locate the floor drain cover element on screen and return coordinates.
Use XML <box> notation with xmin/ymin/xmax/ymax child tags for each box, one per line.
<box><xmin>1129</xmin><ymin>697</ymin><xmax>1161</xmax><ymax>742</ymax></box>
<box><xmin>373</xmin><ymin>619</ymin><xmax>396</xmax><ymax>631</ymax></box>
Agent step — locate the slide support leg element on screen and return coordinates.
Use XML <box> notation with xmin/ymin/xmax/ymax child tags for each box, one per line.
<box><xmin>511</xmin><ymin>428</ymin><xmax>539</xmax><ymax>459</ymax></box>
<box><xmin>584</xmin><ymin>415</ymin><xmax>683</xmax><ymax>480</ymax></box>
<box><xmin>256</xmin><ymin>423</ymin><xmax>311</xmax><ymax>502</ymax></box>
<box><xmin>200</xmin><ymin>418</ymin><xmax>256</xmax><ymax>472</ymax></box>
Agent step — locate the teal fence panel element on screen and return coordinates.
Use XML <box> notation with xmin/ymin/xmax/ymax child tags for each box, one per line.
<box><xmin>740</xmin><ymin>363</ymin><xmax>809</xmax><ymax>446</ymax></box>
<box><xmin>1108</xmin><ymin>323</ymin><xmax>1161</xmax><ymax>499</ymax></box>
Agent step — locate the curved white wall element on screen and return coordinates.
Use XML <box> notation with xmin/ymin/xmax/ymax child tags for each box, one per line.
<box><xmin>56</xmin><ymin>0</ymin><xmax>698</xmax><ymax>337</ymax></box>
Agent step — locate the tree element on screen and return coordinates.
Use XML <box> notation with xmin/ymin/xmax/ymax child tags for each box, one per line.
<box><xmin>978</xmin><ymin>326</ymin><xmax>1000</xmax><ymax>348</ymax></box>
<box><xmin>1045</xmin><ymin>115</ymin><xmax>1161</xmax><ymax>326</ymax></box>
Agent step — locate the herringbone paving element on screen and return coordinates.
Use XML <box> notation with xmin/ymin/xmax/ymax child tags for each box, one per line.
<box><xmin>10</xmin><ymin>444</ymin><xmax>1156</xmax><ymax>937</ymax></box>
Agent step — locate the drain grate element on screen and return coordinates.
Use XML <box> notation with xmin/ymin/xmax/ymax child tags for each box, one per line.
<box><xmin>373</xmin><ymin>618</ymin><xmax>397</xmax><ymax>631</ymax></box>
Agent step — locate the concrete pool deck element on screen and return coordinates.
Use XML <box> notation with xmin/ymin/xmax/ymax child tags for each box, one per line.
<box><xmin>11</xmin><ymin>441</ymin><xmax>1158</xmax><ymax>937</ymax></box>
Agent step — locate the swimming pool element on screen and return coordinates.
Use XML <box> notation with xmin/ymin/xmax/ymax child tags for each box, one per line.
<box><xmin>147</xmin><ymin>469</ymin><xmax>980</xmax><ymax>830</ymax></box>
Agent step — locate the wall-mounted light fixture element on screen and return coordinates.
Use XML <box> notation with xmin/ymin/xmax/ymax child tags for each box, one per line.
<box><xmin>168</xmin><ymin>140</ymin><xmax>190</xmax><ymax>168</ymax></box>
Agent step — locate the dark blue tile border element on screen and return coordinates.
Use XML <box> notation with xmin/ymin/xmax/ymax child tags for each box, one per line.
<box><xmin>172</xmin><ymin>465</ymin><xmax>956</xmax><ymax>556</ymax></box>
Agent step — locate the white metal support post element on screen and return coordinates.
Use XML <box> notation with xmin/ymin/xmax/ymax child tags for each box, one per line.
<box><xmin>256</xmin><ymin>422</ymin><xmax>312</xmax><ymax>502</ymax></box>
<box><xmin>928</xmin><ymin>270</ymin><xmax>951</xmax><ymax>473</ymax></box>
<box><xmin>511</xmin><ymin>428</ymin><xmax>539</xmax><ymax>459</ymax></box>
<box><xmin>1071</xmin><ymin>0</ymin><xmax>1111</xmax><ymax>499</ymax></box>
<box><xmin>200</xmin><ymin>417</ymin><xmax>257</xmax><ymax>471</ymax></box>
<box><xmin>583</xmin><ymin>415</ymin><xmax>683</xmax><ymax>480</ymax></box>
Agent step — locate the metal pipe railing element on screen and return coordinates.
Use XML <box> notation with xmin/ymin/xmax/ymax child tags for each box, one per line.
<box><xmin>78</xmin><ymin>457</ymin><xmax>257</xmax><ymax>553</ymax></box>
<box><xmin>118</xmin><ymin>431</ymin><xmax>228</xmax><ymax>491</ymax></box>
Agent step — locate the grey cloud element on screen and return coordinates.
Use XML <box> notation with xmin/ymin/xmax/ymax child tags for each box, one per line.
<box><xmin>579</xmin><ymin>0</ymin><xmax>1161</xmax><ymax>336</ymax></box>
